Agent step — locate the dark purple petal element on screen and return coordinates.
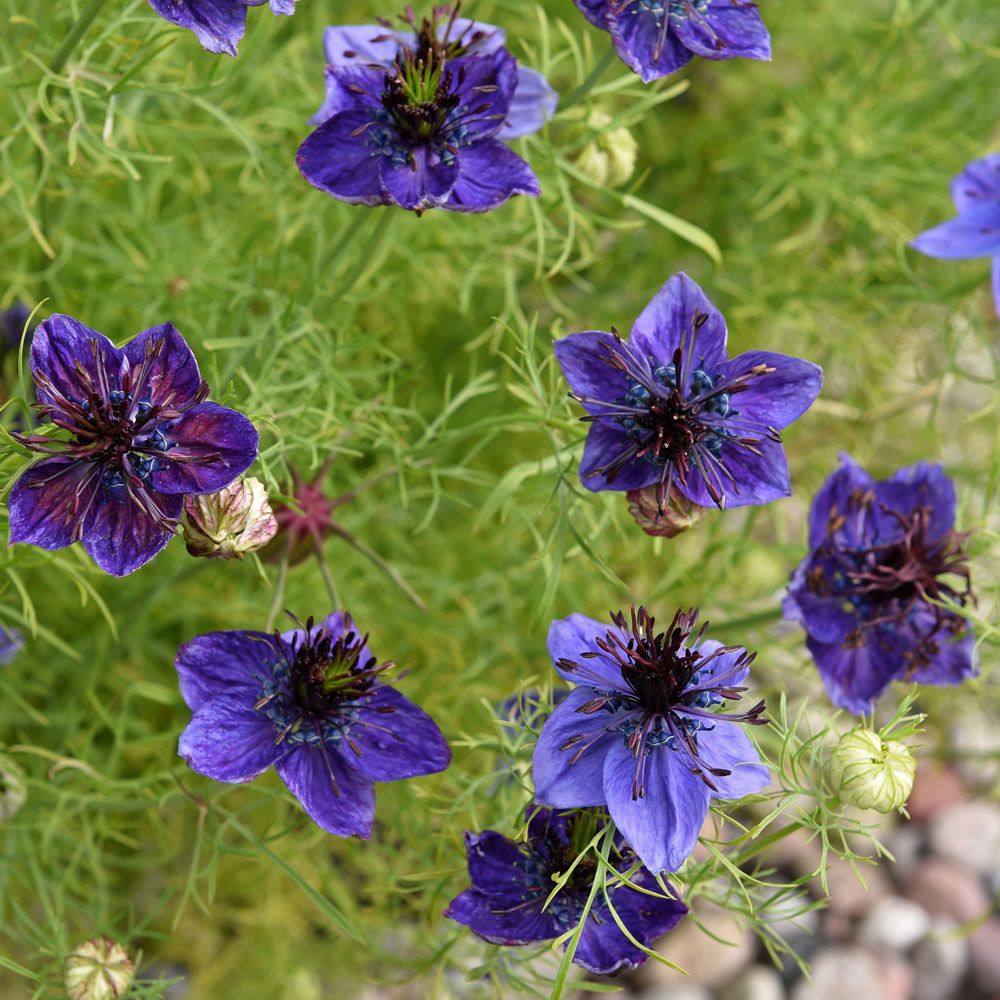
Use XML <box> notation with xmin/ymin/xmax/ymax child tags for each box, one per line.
<box><xmin>547</xmin><ymin>613</ymin><xmax>631</xmax><ymax>689</ymax></box>
<box><xmin>151</xmin><ymin>401</ymin><xmax>258</xmax><ymax>495</ymax></box>
<box><xmin>30</xmin><ymin>315</ymin><xmax>122</xmax><ymax>410</ymax></box>
<box><xmin>379</xmin><ymin>148</ymin><xmax>458</xmax><ymax>212</ymax></box>
<box><xmin>909</xmin><ymin>620</ymin><xmax>978</xmax><ymax>688</ymax></box>
<box><xmin>879</xmin><ymin>460</ymin><xmax>956</xmax><ymax>542</ymax></box>
<box><xmin>533</xmin><ymin>688</ymin><xmax>618</xmax><ymax>808</ymax></box>
<box><xmin>463</xmin><ymin>829</ymin><xmax>534</xmax><ymax>897</ymax></box>
<box><xmin>608</xmin><ymin>8</ymin><xmax>693</xmax><ymax>83</ymax></box>
<box><xmin>322</xmin><ymin>24</ymin><xmax>407</xmax><ymax>65</ymax></box>
<box><xmin>297</xmin><ymin>111</ymin><xmax>386</xmax><ymax>206</ymax></box>
<box><xmin>672</xmin><ymin>1</ymin><xmax>772</xmax><ymax>61</ymax></box>
<box><xmin>579</xmin><ymin>422</ymin><xmax>659</xmax><ymax>493</ymax></box>
<box><xmin>783</xmin><ymin>563</ymin><xmax>856</xmax><ymax>644</ymax></box>
<box><xmin>720</xmin><ymin>351</ymin><xmax>823</xmax><ymax>430</ymax></box>
<box><xmin>553</xmin><ymin>331</ymin><xmax>631</xmax><ymax>417</ymax></box>
<box><xmin>693</xmin><ymin>724</ymin><xmax>769</xmax><ymax>800</ymax></box>
<box><xmin>910</xmin><ymin>202</ymin><xmax>1000</xmax><ymax>260</ymax></box>
<box><xmin>350</xmin><ymin>685</ymin><xmax>451</xmax><ymax>781</ymax></box>
<box><xmin>499</xmin><ymin>66</ymin><xmax>558</xmax><ymax>140</ymax></box>
<box><xmin>453</xmin><ymin>50</ymin><xmax>518</xmax><ymax>140</ymax></box>
<box><xmin>121</xmin><ymin>323</ymin><xmax>203</xmax><ymax>410</ymax></box>
<box><xmin>8</xmin><ymin>458</ymin><xmax>100</xmax><ymax>551</ymax></box>
<box><xmin>444</xmin><ymin>888</ymin><xmax>558</xmax><ymax>945</ymax></box>
<box><xmin>574</xmin><ymin>0</ymin><xmax>610</xmax><ymax>29</ymax></box>
<box><xmin>444</xmin><ymin>17</ymin><xmax>507</xmax><ymax>54</ymax></box>
<box><xmin>950</xmin><ymin>153</ymin><xmax>1000</xmax><ymax>212</ymax></box>
<box><xmin>446</xmin><ymin>141</ymin><xmax>540</xmax><ymax>213</ymax></box>
<box><xmin>681</xmin><ymin>436</ymin><xmax>791</xmax><ymax>509</ymax></box>
<box><xmin>275</xmin><ymin>744</ymin><xmax>375</xmax><ymax>837</ymax></box>
<box><xmin>174</xmin><ymin>629</ymin><xmax>283</xmax><ymax>711</ymax></box>
<box><xmin>602</xmin><ymin>740</ymin><xmax>710</xmax><ymax>874</ymax></box>
<box><xmin>179</xmin><ymin>695</ymin><xmax>283</xmax><ymax>782</ymax></box>
<box><xmin>806</xmin><ymin>632</ymin><xmax>899</xmax><ymax>714</ymax></box>
<box><xmin>802</xmin><ymin>453</ymin><xmax>873</xmax><ymax>549</ymax></box>
<box><xmin>148</xmin><ymin>0</ymin><xmax>247</xmax><ymax>56</ymax></box>
<box><xmin>81</xmin><ymin>489</ymin><xmax>181</xmax><ymax>577</ymax></box>
<box><xmin>309</xmin><ymin>65</ymin><xmax>383</xmax><ymax>125</ymax></box>
<box><xmin>630</xmin><ymin>273</ymin><xmax>729</xmax><ymax>372</ymax></box>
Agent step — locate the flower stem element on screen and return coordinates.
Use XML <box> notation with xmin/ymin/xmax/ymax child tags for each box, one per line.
<box><xmin>265</xmin><ymin>552</ymin><xmax>289</xmax><ymax>632</ymax></box>
<box><xmin>51</xmin><ymin>0</ymin><xmax>110</xmax><ymax>74</ymax></box>
<box><xmin>329</xmin><ymin>210</ymin><xmax>393</xmax><ymax>301</ymax></box>
<box><xmin>561</xmin><ymin>45</ymin><xmax>619</xmax><ymax>112</ymax></box>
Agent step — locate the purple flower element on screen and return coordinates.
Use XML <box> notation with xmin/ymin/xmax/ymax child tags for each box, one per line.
<box><xmin>445</xmin><ymin>806</ymin><xmax>687</xmax><ymax>974</ymax></box>
<box><xmin>577</xmin><ymin>0</ymin><xmax>771</xmax><ymax>83</ymax></box>
<box><xmin>8</xmin><ymin>315</ymin><xmax>259</xmax><ymax>577</ymax></box>
<box><xmin>148</xmin><ymin>0</ymin><xmax>296</xmax><ymax>57</ymax></box>
<box><xmin>176</xmin><ymin>612</ymin><xmax>451</xmax><ymax>837</ymax></box>
<box><xmin>0</xmin><ymin>626</ymin><xmax>23</xmax><ymax>666</ymax></box>
<box><xmin>312</xmin><ymin>13</ymin><xmax>558</xmax><ymax>140</ymax></box>
<box><xmin>554</xmin><ymin>273</ymin><xmax>822</xmax><ymax>513</ymax></box>
<box><xmin>532</xmin><ymin>607</ymin><xmax>769</xmax><ymax>874</ymax></box>
<box><xmin>296</xmin><ymin>10</ymin><xmax>541</xmax><ymax>215</ymax></box>
<box><xmin>783</xmin><ymin>455</ymin><xmax>976</xmax><ymax>714</ymax></box>
<box><xmin>911</xmin><ymin>153</ymin><xmax>1000</xmax><ymax>318</ymax></box>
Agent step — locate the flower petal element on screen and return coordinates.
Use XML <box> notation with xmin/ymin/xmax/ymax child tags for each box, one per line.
<box><xmin>553</xmin><ymin>331</ymin><xmax>631</xmax><ymax>416</ymax></box>
<box><xmin>350</xmin><ymin>686</ymin><xmax>451</xmax><ymax>781</ymax></box>
<box><xmin>174</xmin><ymin>629</ymin><xmax>284</xmax><ymax>711</ymax></box>
<box><xmin>379</xmin><ymin>147</ymin><xmax>458</xmax><ymax>212</ymax></box>
<box><xmin>608</xmin><ymin>9</ymin><xmax>693</xmax><ymax>82</ymax></box>
<box><xmin>695</xmin><ymin>724</ymin><xmax>769</xmax><ymax>800</ymax></box>
<box><xmin>911</xmin><ymin>202</ymin><xmax>1000</xmax><ymax>259</ymax></box>
<box><xmin>122</xmin><ymin>323</ymin><xmax>203</xmax><ymax>411</ymax></box>
<box><xmin>630</xmin><ymin>273</ymin><xmax>729</xmax><ymax>372</ymax></box>
<box><xmin>148</xmin><ymin>0</ymin><xmax>247</xmax><ymax>56</ymax></box>
<box><xmin>950</xmin><ymin>153</ymin><xmax>1000</xmax><ymax>213</ymax></box>
<box><xmin>446</xmin><ymin>140</ymin><xmax>540</xmax><ymax>213</ymax></box>
<box><xmin>81</xmin><ymin>489</ymin><xmax>180</xmax><ymax>577</ymax></box>
<box><xmin>880</xmin><ymin>460</ymin><xmax>956</xmax><ymax>542</ymax></box>
<box><xmin>464</xmin><ymin>829</ymin><xmax>534</xmax><ymax>896</ymax></box>
<box><xmin>309</xmin><ymin>65</ymin><xmax>383</xmax><ymax>125</ymax></box>
<box><xmin>579</xmin><ymin>421</ymin><xmax>659</xmax><ymax>493</ymax></box>
<box><xmin>806</xmin><ymin>632</ymin><xmax>899</xmax><ymax>715</ymax></box>
<box><xmin>533</xmin><ymin>688</ymin><xmax>618</xmax><ymax>808</ymax></box>
<box><xmin>322</xmin><ymin>24</ymin><xmax>407</xmax><ymax>65</ymax></box>
<box><xmin>908</xmin><ymin>621</ymin><xmax>978</xmax><ymax>688</ymax></box>
<box><xmin>720</xmin><ymin>351</ymin><xmax>823</xmax><ymax>430</ymax></box>
<box><xmin>179</xmin><ymin>695</ymin><xmax>282</xmax><ymax>782</ymax></box>
<box><xmin>152</xmin><ymin>401</ymin><xmax>258</xmax><ymax>495</ymax></box>
<box><xmin>602</xmin><ymin>741</ymin><xmax>710</xmax><ymax>874</ymax></box>
<box><xmin>275</xmin><ymin>744</ymin><xmax>375</xmax><ymax>837</ymax></box>
<box><xmin>804</xmin><ymin>452</ymin><xmax>874</xmax><ymax>550</ymax></box>
<box><xmin>8</xmin><ymin>458</ymin><xmax>99</xmax><ymax>551</ymax></box>
<box><xmin>672</xmin><ymin>1</ymin><xmax>772</xmax><ymax>61</ymax></box>
<box><xmin>30</xmin><ymin>315</ymin><xmax>122</xmax><ymax>410</ymax></box>
<box><xmin>681</xmin><ymin>436</ymin><xmax>791</xmax><ymax>509</ymax></box>
<box><xmin>445</xmin><ymin>888</ymin><xmax>557</xmax><ymax>945</ymax></box>
<box><xmin>547</xmin><ymin>613</ymin><xmax>630</xmax><ymax>689</ymax></box>
<box><xmin>574</xmin><ymin>0</ymin><xmax>610</xmax><ymax>29</ymax></box>
<box><xmin>453</xmin><ymin>50</ymin><xmax>518</xmax><ymax>140</ymax></box>
<box><xmin>296</xmin><ymin>111</ymin><xmax>386</xmax><ymax>206</ymax></box>
<box><xmin>499</xmin><ymin>66</ymin><xmax>558</xmax><ymax>140</ymax></box>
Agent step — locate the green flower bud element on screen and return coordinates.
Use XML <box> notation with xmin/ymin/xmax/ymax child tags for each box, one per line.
<box><xmin>626</xmin><ymin>484</ymin><xmax>706</xmax><ymax>538</ymax></box>
<box><xmin>571</xmin><ymin>111</ymin><xmax>638</xmax><ymax>188</ymax></box>
<box><xmin>66</xmin><ymin>937</ymin><xmax>134</xmax><ymax>1000</ymax></box>
<box><xmin>829</xmin><ymin>728</ymin><xmax>916</xmax><ymax>813</ymax></box>
<box><xmin>0</xmin><ymin>753</ymin><xmax>26</xmax><ymax>822</ymax></box>
<box><xmin>181</xmin><ymin>476</ymin><xmax>277</xmax><ymax>560</ymax></box>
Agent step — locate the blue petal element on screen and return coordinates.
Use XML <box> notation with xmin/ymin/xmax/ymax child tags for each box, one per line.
<box><xmin>547</xmin><ymin>613</ymin><xmax>630</xmax><ymax>689</ymax></box>
<box><xmin>179</xmin><ymin>694</ymin><xmax>283</xmax><ymax>782</ymax></box>
<box><xmin>148</xmin><ymin>0</ymin><xmax>247</xmax><ymax>56</ymax></box>
<box><xmin>950</xmin><ymin>153</ymin><xmax>1000</xmax><ymax>213</ymax></box>
<box><xmin>911</xmin><ymin>202</ymin><xmax>1000</xmax><ymax>260</ymax></box>
<box><xmin>672</xmin><ymin>0</ymin><xmax>771</xmax><ymax>61</ymax></box>
<box><xmin>499</xmin><ymin>66</ymin><xmax>558</xmax><ymax>139</ymax></box>
<box><xmin>174</xmin><ymin>629</ymin><xmax>283</xmax><ymax>711</ymax></box>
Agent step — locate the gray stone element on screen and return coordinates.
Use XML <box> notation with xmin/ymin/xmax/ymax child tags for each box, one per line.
<box><xmin>720</xmin><ymin>965</ymin><xmax>786</xmax><ymax>1000</ymax></box>
<box><xmin>904</xmin><ymin>857</ymin><xmax>990</xmax><ymax>924</ymax></box>
<box><xmin>634</xmin><ymin>986</ymin><xmax>713</xmax><ymax>1000</ymax></box>
<box><xmin>906</xmin><ymin>760</ymin><xmax>966</xmax><ymax>823</ymax></box>
<box><xmin>790</xmin><ymin>947</ymin><xmax>912</xmax><ymax>1000</ymax></box>
<box><xmin>969</xmin><ymin>918</ymin><xmax>1000</xmax><ymax>994</ymax></box>
<box><xmin>857</xmin><ymin>896</ymin><xmax>931</xmax><ymax>952</ymax></box>
<box><xmin>929</xmin><ymin>800</ymin><xmax>1000</xmax><ymax>877</ymax></box>
<box><xmin>911</xmin><ymin>919</ymin><xmax>969</xmax><ymax>1000</ymax></box>
<box><xmin>815</xmin><ymin>856</ymin><xmax>889</xmax><ymax>917</ymax></box>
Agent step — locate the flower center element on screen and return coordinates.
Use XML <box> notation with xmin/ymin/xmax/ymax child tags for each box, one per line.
<box><xmin>288</xmin><ymin>624</ymin><xmax>382</xmax><ymax>716</ymax></box>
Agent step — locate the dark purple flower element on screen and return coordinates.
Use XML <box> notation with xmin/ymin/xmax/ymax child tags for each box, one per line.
<box><xmin>555</xmin><ymin>273</ymin><xmax>822</xmax><ymax>513</ymax></box>
<box><xmin>2</xmin><ymin>303</ymin><xmax>34</xmax><ymax>353</ymax></box>
<box><xmin>576</xmin><ymin>0</ymin><xmax>770</xmax><ymax>83</ymax></box>
<box><xmin>532</xmin><ymin>607</ymin><xmax>769</xmax><ymax>874</ymax></box>
<box><xmin>148</xmin><ymin>0</ymin><xmax>296</xmax><ymax>57</ymax></box>
<box><xmin>176</xmin><ymin>612</ymin><xmax>451</xmax><ymax>837</ymax></box>
<box><xmin>911</xmin><ymin>153</ymin><xmax>1000</xmax><ymax>318</ymax></box>
<box><xmin>296</xmin><ymin>11</ymin><xmax>541</xmax><ymax>215</ymax></box>
<box><xmin>0</xmin><ymin>626</ymin><xmax>23</xmax><ymax>666</ymax></box>
<box><xmin>8</xmin><ymin>315</ymin><xmax>259</xmax><ymax>577</ymax></box>
<box><xmin>312</xmin><ymin>13</ymin><xmax>558</xmax><ymax>140</ymax></box>
<box><xmin>783</xmin><ymin>455</ymin><xmax>976</xmax><ymax>714</ymax></box>
<box><xmin>445</xmin><ymin>806</ymin><xmax>687</xmax><ymax>974</ymax></box>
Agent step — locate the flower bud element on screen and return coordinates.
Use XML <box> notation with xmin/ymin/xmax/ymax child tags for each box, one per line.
<box><xmin>829</xmin><ymin>728</ymin><xmax>916</xmax><ymax>813</ymax></box>
<box><xmin>571</xmin><ymin>111</ymin><xmax>638</xmax><ymax>188</ymax></box>
<box><xmin>66</xmin><ymin>937</ymin><xmax>134</xmax><ymax>1000</ymax></box>
<box><xmin>626</xmin><ymin>484</ymin><xmax>706</xmax><ymax>538</ymax></box>
<box><xmin>0</xmin><ymin>754</ymin><xmax>26</xmax><ymax>822</ymax></box>
<box><xmin>181</xmin><ymin>477</ymin><xmax>277</xmax><ymax>560</ymax></box>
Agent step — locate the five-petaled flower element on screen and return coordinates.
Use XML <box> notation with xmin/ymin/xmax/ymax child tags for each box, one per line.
<box><xmin>783</xmin><ymin>455</ymin><xmax>977</xmax><ymax>713</ymax></box>
<box><xmin>176</xmin><ymin>612</ymin><xmax>451</xmax><ymax>837</ymax></box>
<box><xmin>445</xmin><ymin>806</ymin><xmax>688</xmax><ymax>974</ymax></box>
<box><xmin>148</xmin><ymin>0</ymin><xmax>296</xmax><ymax>57</ymax></box>
<box><xmin>911</xmin><ymin>153</ymin><xmax>1000</xmax><ymax>319</ymax></box>
<box><xmin>297</xmin><ymin>9</ymin><xmax>542</xmax><ymax>214</ymax></box>
<box><xmin>8</xmin><ymin>315</ymin><xmax>258</xmax><ymax>576</ymax></box>
<box><xmin>575</xmin><ymin>0</ymin><xmax>770</xmax><ymax>83</ymax></box>
<box><xmin>554</xmin><ymin>272</ymin><xmax>822</xmax><ymax>514</ymax></box>
<box><xmin>532</xmin><ymin>607</ymin><xmax>769</xmax><ymax>874</ymax></box>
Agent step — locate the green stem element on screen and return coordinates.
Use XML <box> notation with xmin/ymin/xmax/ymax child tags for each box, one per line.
<box><xmin>265</xmin><ymin>553</ymin><xmax>289</xmax><ymax>632</ymax></box>
<box><xmin>560</xmin><ymin>46</ymin><xmax>618</xmax><ymax>112</ymax></box>
<box><xmin>329</xmin><ymin>209</ymin><xmax>393</xmax><ymax>301</ymax></box>
<box><xmin>51</xmin><ymin>0</ymin><xmax>110</xmax><ymax>74</ymax></box>
<box><xmin>731</xmin><ymin>819</ymin><xmax>805</xmax><ymax>868</ymax></box>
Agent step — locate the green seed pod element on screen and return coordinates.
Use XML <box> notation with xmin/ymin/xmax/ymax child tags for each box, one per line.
<box><xmin>66</xmin><ymin>937</ymin><xmax>134</xmax><ymax>1000</ymax></box>
<box><xmin>829</xmin><ymin>728</ymin><xmax>916</xmax><ymax>813</ymax></box>
<box><xmin>571</xmin><ymin>111</ymin><xmax>639</xmax><ymax>188</ymax></box>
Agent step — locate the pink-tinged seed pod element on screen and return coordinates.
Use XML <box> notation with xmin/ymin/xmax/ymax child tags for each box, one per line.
<box><xmin>626</xmin><ymin>484</ymin><xmax>706</xmax><ymax>538</ymax></box>
<box><xmin>181</xmin><ymin>476</ymin><xmax>277</xmax><ymax>560</ymax></box>
<box><xmin>65</xmin><ymin>937</ymin><xmax>134</xmax><ymax>1000</ymax></box>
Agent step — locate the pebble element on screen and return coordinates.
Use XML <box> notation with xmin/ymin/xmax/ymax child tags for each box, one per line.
<box><xmin>634</xmin><ymin>985</ymin><xmax>713</xmax><ymax>1000</ymax></box>
<box><xmin>857</xmin><ymin>896</ymin><xmax>931</xmax><ymax>952</ymax></box>
<box><xmin>911</xmin><ymin>919</ymin><xmax>970</xmax><ymax>1000</ymax></box>
<box><xmin>969</xmin><ymin>918</ymin><xmax>1000</xmax><ymax>994</ymax></box>
<box><xmin>815</xmin><ymin>856</ymin><xmax>889</xmax><ymax>917</ymax></box>
<box><xmin>904</xmin><ymin>857</ymin><xmax>990</xmax><ymax>924</ymax></box>
<box><xmin>720</xmin><ymin>964</ymin><xmax>786</xmax><ymax>1000</ymax></box>
<box><xmin>928</xmin><ymin>800</ymin><xmax>1000</xmax><ymax>876</ymax></box>
<box><xmin>789</xmin><ymin>946</ymin><xmax>911</xmax><ymax>1000</ymax></box>
<box><xmin>906</xmin><ymin>760</ymin><xmax>965</xmax><ymax>822</ymax></box>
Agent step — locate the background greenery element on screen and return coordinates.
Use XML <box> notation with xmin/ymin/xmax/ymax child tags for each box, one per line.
<box><xmin>0</xmin><ymin>0</ymin><xmax>997</xmax><ymax>996</ymax></box>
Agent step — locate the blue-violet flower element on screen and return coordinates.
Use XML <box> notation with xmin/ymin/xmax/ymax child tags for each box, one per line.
<box><xmin>148</xmin><ymin>0</ymin><xmax>296</xmax><ymax>57</ymax></box>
